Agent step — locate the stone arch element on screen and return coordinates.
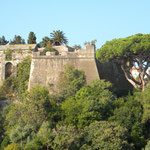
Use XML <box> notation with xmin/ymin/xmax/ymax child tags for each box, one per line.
<box><xmin>5</xmin><ymin>62</ymin><xmax>13</xmax><ymax>79</ymax></box>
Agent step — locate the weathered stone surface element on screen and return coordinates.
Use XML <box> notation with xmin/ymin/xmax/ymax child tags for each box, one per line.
<box><xmin>98</xmin><ymin>62</ymin><xmax>133</xmax><ymax>91</ymax></box>
<box><xmin>0</xmin><ymin>43</ymin><xmax>132</xmax><ymax>92</ymax></box>
<box><xmin>28</xmin><ymin>44</ymin><xmax>100</xmax><ymax>89</ymax></box>
<box><xmin>0</xmin><ymin>44</ymin><xmax>36</xmax><ymax>85</ymax></box>
<box><xmin>0</xmin><ymin>44</ymin><xmax>37</xmax><ymax>51</ymax></box>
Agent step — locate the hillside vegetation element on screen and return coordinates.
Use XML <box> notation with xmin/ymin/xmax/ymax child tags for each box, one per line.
<box><xmin>1</xmin><ymin>33</ymin><xmax>150</xmax><ymax>149</ymax></box>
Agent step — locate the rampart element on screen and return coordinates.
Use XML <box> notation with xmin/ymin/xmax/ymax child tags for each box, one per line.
<box><xmin>0</xmin><ymin>43</ymin><xmax>132</xmax><ymax>92</ymax></box>
<box><xmin>28</xmin><ymin>44</ymin><xmax>100</xmax><ymax>89</ymax></box>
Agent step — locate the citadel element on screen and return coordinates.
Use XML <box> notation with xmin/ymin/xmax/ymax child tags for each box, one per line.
<box><xmin>0</xmin><ymin>43</ymin><xmax>131</xmax><ymax>91</ymax></box>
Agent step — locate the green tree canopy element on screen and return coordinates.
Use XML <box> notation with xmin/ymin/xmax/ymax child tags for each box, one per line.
<box><xmin>39</xmin><ymin>36</ymin><xmax>51</xmax><ymax>47</ymax></box>
<box><xmin>27</xmin><ymin>32</ymin><xmax>36</xmax><ymax>44</ymax></box>
<box><xmin>57</xmin><ymin>64</ymin><xmax>86</xmax><ymax>100</ymax></box>
<box><xmin>50</xmin><ymin>125</ymin><xmax>82</xmax><ymax>150</ymax></box>
<box><xmin>9</xmin><ymin>35</ymin><xmax>25</xmax><ymax>45</ymax></box>
<box><xmin>109</xmin><ymin>95</ymin><xmax>145</xmax><ymax>149</ymax></box>
<box><xmin>1</xmin><ymin>56</ymin><xmax>31</xmax><ymax>99</ymax></box>
<box><xmin>0</xmin><ymin>36</ymin><xmax>9</xmax><ymax>45</ymax></box>
<box><xmin>61</xmin><ymin>80</ymin><xmax>115</xmax><ymax>128</ymax></box>
<box><xmin>50</xmin><ymin>30</ymin><xmax>68</xmax><ymax>46</ymax></box>
<box><xmin>96</xmin><ymin>33</ymin><xmax>150</xmax><ymax>91</ymax></box>
<box><xmin>81</xmin><ymin>121</ymin><xmax>133</xmax><ymax>150</ymax></box>
<box><xmin>3</xmin><ymin>85</ymin><xmax>51</xmax><ymax>146</ymax></box>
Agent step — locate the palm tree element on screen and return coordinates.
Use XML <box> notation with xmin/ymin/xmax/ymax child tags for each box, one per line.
<box><xmin>50</xmin><ymin>30</ymin><xmax>68</xmax><ymax>46</ymax></box>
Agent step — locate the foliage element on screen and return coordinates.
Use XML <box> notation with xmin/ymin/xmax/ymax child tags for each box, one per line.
<box><xmin>135</xmin><ymin>85</ymin><xmax>150</xmax><ymax>124</ymax></box>
<box><xmin>27</xmin><ymin>46</ymin><xmax>32</xmax><ymax>53</ymax></box>
<box><xmin>36</xmin><ymin>121</ymin><xmax>52</xmax><ymax>145</ymax></box>
<box><xmin>50</xmin><ymin>125</ymin><xmax>82</xmax><ymax>150</ymax></box>
<box><xmin>57</xmin><ymin>64</ymin><xmax>86</xmax><ymax>100</ymax></box>
<box><xmin>0</xmin><ymin>136</ymin><xmax>10</xmax><ymax>150</ymax></box>
<box><xmin>16</xmin><ymin>48</ymin><xmax>22</xmax><ymax>54</ymax></box>
<box><xmin>24</xmin><ymin>137</ymin><xmax>46</xmax><ymax>150</ymax></box>
<box><xmin>109</xmin><ymin>95</ymin><xmax>142</xmax><ymax>129</ymax></box>
<box><xmin>0</xmin><ymin>76</ymin><xmax>16</xmax><ymax>99</ymax></box>
<box><xmin>15</xmin><ymin>56</ymin><xmax>31</xmax><ymax>97</ymax></box>
<box><xmin>134</xmin><ymin>85</ymin><xmax>150</xmax><ymax>144</ymax></box>
<box><xmin>5</xmin><ymin>49</ymin><xmax>12</xmax><ymax>61</ymax></box>
<box><xmin>130</xmin><ymin>122</ymin><xmax>146</xmax><ymax>149</ymax></box>
<box><xmin>80</xmin><ymin>121</ymin><xmax>133</xmax><ymax>150</ymax></box>
<box><xmin>145</xmin><ymin>140</ymin><xmax>150</xmax><ymax>150</ymax></box>
<box><xmin>38</xmin><ymin>36</ymin><xmax>51</xmax><ymax>47</ymax></box>
<box><xmin>0</xmin><ymin>113</ymin><xmax>5</xmax><ymax>144</ymax></box>
<box><xmin>27</xmin><ymin>32</ymin><xmax>36</xmax><ymax>44</ymax></box>
<box><xmin>42</xmin><ymin>47</ymin><xmax>58</xmax><ymax>55</ymax></box>
<box><xmin>1</xmin><ymin>56</ymin><xmax>31</xmax><ymax>99</ymax></box>
<box><xmin>73</xmin><ymin>45</ymin><xmax>81</xmax><ymax>50</ymax></box>
<box><xmin>62</xmin><ymin>80</ymin><xmax>115</xmax><ymax>128</ymax></box>
<box><xmin>96</xmin><ymin>33</ymin><xmax>150</xmax><ymax>91</ymax></box>
<box><xmin>109</xmin><ymin>95</ymin><xmax>145</xmax><ymax>149</ymax></box>
<box><xmin>50</xmin><ymin>30</ymin><xmax>68</xmax><ymax>46</ymax></box>
<box><xmin>8</xmin><ymin>124</ymin><xmax>37</xmax><ymax>145</ymax></box>
<box><xmin>9</xmin><ymin>35</ymin><xmax>25</xmax><ymax>45</ymax></box>
<box><xmin>0</xmin><ymin>58</ymin><xmax>149</xmax><ymax>149</ymax></box>
<box><xmin>19</xmin><ymin>85</ymin><xmax>51</xmax><ymax>125</ymax></box>
<box><xmin>84</xmin><ymin>40</ymin><xmax>97</xmax><ymax>46</ymax></box>
<box><xmin>0</xmin><ymin>36</ymin><xmax>9</xmax><ymax>45</ymax></box>
<box><xmin>4</xmin><ymin>143</ymin><xmax>21</xmax><ymax>150</ymax></box>
<box><xmin>3</xmin><ymin>85</ymin><xmax>51</xmax><ymax>146</ymax></box>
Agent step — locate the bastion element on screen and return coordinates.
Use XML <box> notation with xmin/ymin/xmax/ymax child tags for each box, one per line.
<box><xmin>0</xmin><ymin>43</ymin><xmax>132</xmax><ymax>91</ymax></box>
<box><xmin>28</xmin><ymin>44</ymin><xmax>100</xmax><ymax>89</ymax></box>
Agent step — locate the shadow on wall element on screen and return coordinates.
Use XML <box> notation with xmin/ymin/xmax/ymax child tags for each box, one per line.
<box><xmin>98</xmin><ymin>62</ymin><xmax>133</xmax><ymax>93</ymax></box>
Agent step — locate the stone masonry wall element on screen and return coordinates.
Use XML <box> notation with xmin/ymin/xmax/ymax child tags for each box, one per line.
<box><xmin>28</xmin><ymin>44</ymin><xmax>100</xmax><ymax>90</ymax></box>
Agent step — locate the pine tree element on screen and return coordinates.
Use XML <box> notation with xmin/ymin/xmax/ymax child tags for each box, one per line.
<box><xmin>27</xmin><ymin>32</ymin><xmax>36</xmax><ymax>44</ymax></box>
<box><xmin>9</xmin><ymin>35</ymin><xmax>25</xmax><ymax>45</ymax></box>
<box><xmin>0</xmin><ymin>36</ymin><xmax>9</xmax><ymax>45</ymax></box>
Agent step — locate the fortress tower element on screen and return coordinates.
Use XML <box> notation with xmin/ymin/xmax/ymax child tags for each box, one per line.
<box><xmin>28</xmin><ymin>44</ymin><xmax>100</xmax><ymax>89</ymax></box>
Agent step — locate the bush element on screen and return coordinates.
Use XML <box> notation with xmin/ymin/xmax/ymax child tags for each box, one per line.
<box><xmin>81</xmin><ymin>121</ymin><xmax>133</xmax><ymax>150</ymax></box>
<box><xmin>5</xmin><ymin>49</ymin><xmax>12</xmax><ymax>61</ymax></box>
<box><xmin>43</xmin><ymin>47</ymin><xmax>58</xmax><ymax>55</ymax></box>
<box><xmin>0</xmin><ymin>56</ymin><xmax>31</xmax><ymax>99</ymax></box>
<box><xmin>4</xmin><ymin>143</ymin><xmax>21</xmax><ymax>150</ymax></box>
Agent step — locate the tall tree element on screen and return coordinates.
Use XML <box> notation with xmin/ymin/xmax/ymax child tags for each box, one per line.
<box><xmin>61</xmin><ymin>80</ymin><xmax>115</xmax><ymax>128</ymax></box>
<box><xmin>0</xmin><ymin>36</ymin><xmax>9</xmax><ymax>45</ymax></box>
<box><xmin>96</xmin><ymin>33</ymin><xmax>150</xmax><ymax>91</ymax></box>
<box><xmin>81</xmin><ymin>121</ymin><xmax>133</xmax><ymax>150</ymax></box>
<box><xmin>27</xmin><ymin>32</ymin><xmax>36</xmax><ymax>44</ymax></box>
<box><xmin>39</xmin><ymin>36</ymin><xmax>50</xmax><ymax>47</ymax></box>
<box><xmin>9</xmin><ymin>35</ymin><xmax>25</xmax><ymax>45</ymax></box>
<box><xmin>50</xmin><ymin>30</ymin><xmax>68</xmax><ymax>46</ymax></box>
<box><xmin>57</xmin><ymin>64</ymin><xmax>86</xmax><ymax>100</ymax></box>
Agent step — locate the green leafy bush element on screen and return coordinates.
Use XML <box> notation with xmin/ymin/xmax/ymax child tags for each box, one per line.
<box><xmin>5</xmin><ymin>49</ymin><xmax>12</xmax><ymax>61</ymax></box>
<box><xmin>43</xmin><ymin>47</ymin><xmax>58</xmax><ymax>55</ymax></box>
<box><xmin>1</xmin><ymin>56</ymin><xmax>31</xmax><ymax>99</ymax></box>
<box><xmin>61</xmin><ymin>80</ymin><xmax>115</xmax><ymax>128</ymax></box>
<box><xmin>81</xmin><ymin>121</ymin><xmax>133</xmax><ymax>150</ymax></box>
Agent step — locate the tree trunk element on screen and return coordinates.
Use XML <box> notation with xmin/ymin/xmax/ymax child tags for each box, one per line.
<box><xmin>121</xmin><ymin>64</ymin><xmax>141</xmax><ymax>89</ymax></box>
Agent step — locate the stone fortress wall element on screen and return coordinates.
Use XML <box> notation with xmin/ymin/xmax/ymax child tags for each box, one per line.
<box><xmin>0</xmin><ymin>43</ymin><xmax>132</xmax><ymax>91</ymax></box>
<box><xmin>0</xmin><ymin>44</ymin><xmax>37</xmax><ymax>85</ymax></box>
<box><xmin>28</xmin><ymin>44</ymin><xmax>100</xmax><ymax>89</ymax></box>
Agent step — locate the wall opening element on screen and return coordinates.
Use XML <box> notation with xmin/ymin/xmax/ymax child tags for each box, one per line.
<box><xmin>5</xmin><ymin>62</ymin><xmax>13</xmax><ymax>79</ymax></box>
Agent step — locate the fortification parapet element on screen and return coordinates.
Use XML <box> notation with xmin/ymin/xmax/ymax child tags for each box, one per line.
<box><xmin>28</xmin><ymin>44</ymin><xmax>100</xmax><ymax>90</ymax></box>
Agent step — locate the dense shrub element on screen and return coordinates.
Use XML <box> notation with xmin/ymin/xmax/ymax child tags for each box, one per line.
<box><xmin>43</xmin><ymin>47</ymin><xmax>58</xmax><ymax>55</ymax></box>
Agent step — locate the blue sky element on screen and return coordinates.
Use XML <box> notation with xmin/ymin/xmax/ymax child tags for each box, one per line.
<box><xmin>0</xmin><ymin>0</ymin><xmax>150</xmax><ymax>49</ymax></box>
